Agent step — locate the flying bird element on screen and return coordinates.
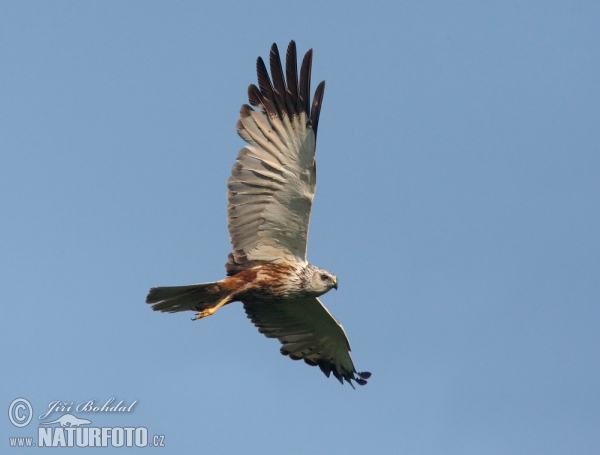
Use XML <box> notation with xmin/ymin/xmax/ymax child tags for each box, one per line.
<box><xmin>146</xmin><ymin>41</ymin><xmax>371</xmax><ymax>387</ymax></box>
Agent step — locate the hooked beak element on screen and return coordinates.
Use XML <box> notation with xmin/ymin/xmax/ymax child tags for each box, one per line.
<box><xmin>333</xmin><ymin>279</ymin><xmax>338</xmax><ymax>290</ymax></box>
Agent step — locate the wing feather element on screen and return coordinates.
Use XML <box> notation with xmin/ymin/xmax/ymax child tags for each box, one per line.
<box><xmin>298</xmin><ymin>49</ymin><xmax>312</xmax><ymax>114</ymax></box>
<box><xmin>237</xmin><ymin>108</ymin><xmax>286</xmax><ymax>160</ymax></box>
<box><xmin>226</xmin><ymin>41</ymin><xmax>325</xmax><ymax>275</ymax></box>
<box><xmin>311</xmin><ymin>81</ymin><xmax>326</xmax><ymax>135</ymax></box>
<box><xmin>244</xmin><ymin>297</ymin><xmax>370</xmax><ymax>387</ymax></box>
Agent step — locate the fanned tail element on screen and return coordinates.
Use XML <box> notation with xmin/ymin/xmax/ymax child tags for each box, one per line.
<box><xmin>146</xmin><ymin>282</ymin><xmax>228</xmax><ymax>313</ymax></box>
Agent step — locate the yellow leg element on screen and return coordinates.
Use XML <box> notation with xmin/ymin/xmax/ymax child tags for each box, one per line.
<box><xmin>192</xmin><ymin>294</ymin><xmax>233</xmax><ymax>321</ymax></box>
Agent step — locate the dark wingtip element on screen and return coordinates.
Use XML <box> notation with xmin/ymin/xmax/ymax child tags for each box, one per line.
<box><xmin>248</xmin><ymin>84</ymin><xmax>262</xmax><ymax>108</ymax></box>
<box><xmin>350</xmin><ymin>371</ymin><xmax>371</xmax><ymax>387</ymax></box>
<box><xmin>298</xmin><ymin>48</ymin><xmax>313</xmax><ymax>114</ymax></box>
<box><xmin>146</xmin><ymin>288</ymin><xmax>158</xmax><ymax>304</ymax></box>
<box><xmin>310</xmin><ymin>80</ymin><xmax>326</xmax><ymax>135</ymax></box>
<box><xmin>240</xmin><ymin>104</ymin><xmax>253</xmax><ymax>118</ymax></box>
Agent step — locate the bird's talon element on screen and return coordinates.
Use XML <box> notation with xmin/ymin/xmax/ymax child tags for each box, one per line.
<box><xmin>192</xmin><ymin>310</ymin><xmax>212</xmax><ymax>321</ymax></box>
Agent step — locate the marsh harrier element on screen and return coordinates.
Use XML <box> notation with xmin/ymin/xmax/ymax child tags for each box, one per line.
<box><xmin>147</xmin><ymin>41</ymin><xmax>370</xmax><ymax>387</ymax></box>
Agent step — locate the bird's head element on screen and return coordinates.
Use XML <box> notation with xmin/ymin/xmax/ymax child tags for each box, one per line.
<box><xmin>309</xmin><ymin>267</ymin><xmax>338</xmax><ymax>295</ymax></box>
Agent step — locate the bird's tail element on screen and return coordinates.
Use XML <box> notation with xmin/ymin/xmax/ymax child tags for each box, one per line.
<box><xmin>146</xmin><ymin>281</ymin><xmax>230</xmax><ymax>313</ymax></box>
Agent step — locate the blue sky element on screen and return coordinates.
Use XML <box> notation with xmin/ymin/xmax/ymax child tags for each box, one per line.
<box><xmin>2</xmin><ymin>1</ymin><xmax>599</xmax><ymax>453</ymax></box>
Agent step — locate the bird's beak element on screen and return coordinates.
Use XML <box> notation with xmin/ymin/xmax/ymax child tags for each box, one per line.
<box><xmin>333</xmin><ymin>279</ymin><xmax>338</xmax><ymax>290</ymax></box>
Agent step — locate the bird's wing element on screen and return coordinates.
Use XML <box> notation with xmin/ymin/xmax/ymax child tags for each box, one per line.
<box><xmin>243</xmin><ymin>297</ymin><xmax>371</xmax><ymax>387</ymax></box>
<box><xmin>226</xmin><ymin>41</ymin><xmax>325</xmax><ymax>275</ymax></box>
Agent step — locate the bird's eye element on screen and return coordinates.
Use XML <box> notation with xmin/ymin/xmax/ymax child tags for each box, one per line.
<box><xmin>320</xmin><ymin>274</ymin><xmax>329</xmax><ymax>281</ymax></box>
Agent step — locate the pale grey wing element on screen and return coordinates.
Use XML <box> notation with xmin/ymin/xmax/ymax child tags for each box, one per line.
<box><xmin>243</xmin><ymin>297</ymin><xmax>371</xmax><ymax>387</ymax></box>
<box><xmin>226</xmin><ymin>41</ymin><xmax>326</xmax><ymax>275</ymax></box>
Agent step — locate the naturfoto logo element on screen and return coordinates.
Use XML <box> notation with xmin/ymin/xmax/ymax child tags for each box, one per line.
<box><xmin>8</xmin><ymin>397</ymin><xmax>165</xmax><ymax>449</ymax></box>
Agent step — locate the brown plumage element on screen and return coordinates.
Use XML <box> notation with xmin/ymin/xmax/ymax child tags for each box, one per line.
<box><xmin>146</xmin><ymin>41</ymin><xmax>370</xmax><ymax>387</ymax></box>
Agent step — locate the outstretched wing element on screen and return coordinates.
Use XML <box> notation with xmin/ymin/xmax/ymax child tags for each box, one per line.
<box><xmin>226</xmin><ymin>41</ymin><xmax>326</xmax><ymax>275</ymax></box>
<box><xmin>243</xmin><ymin>297</ymin><xmax>371</xmax><ymax>387</ymax></box>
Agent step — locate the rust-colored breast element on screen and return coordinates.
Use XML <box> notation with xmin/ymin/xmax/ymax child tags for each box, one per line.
<box><xmin>221</xmin><ymin>262</ymin><xmax>302</xmax><ymax>301</ymax></box>
<box><xmin>220</xmin><ymin>268</ymin><xmax>258</xmax><ymax>292</ymax></box>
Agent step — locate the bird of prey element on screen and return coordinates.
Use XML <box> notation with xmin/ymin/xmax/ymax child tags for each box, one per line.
<box><xmin>146</xmin><ymin>41</ymin><xmax>370</xmax><ymax>387</ymax></box>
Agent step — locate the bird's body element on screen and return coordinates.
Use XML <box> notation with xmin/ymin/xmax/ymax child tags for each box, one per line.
<box><xmin>147</xmin><ymin>41</ymin><xmax>370</xmax><ymax>387</ymax></box>
<box><xmin>148</xmin><ymin>262</ymin><xmax>333</xmax><ymax>310</ymax></box>
<box><xmin>225</xmin><ymin>263</ymin><xmax>336</xmax><ymax>302</ymax></box>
